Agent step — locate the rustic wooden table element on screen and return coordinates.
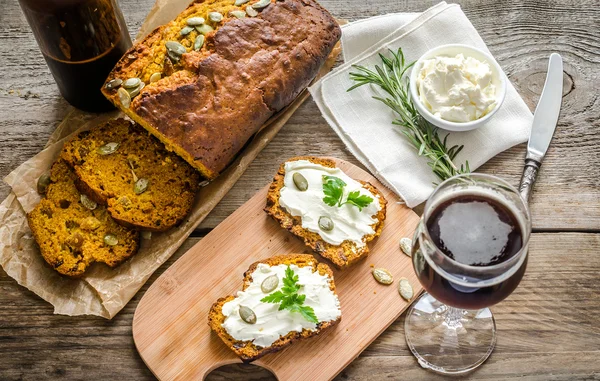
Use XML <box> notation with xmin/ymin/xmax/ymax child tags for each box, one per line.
<box><xmin>1</xmin><ymin>0</ymin><xmax>599</xmax><ymax>380</ymax></box>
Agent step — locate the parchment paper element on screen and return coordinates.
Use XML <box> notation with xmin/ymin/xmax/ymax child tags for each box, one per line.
<box><xmin>0</xmin><ymin>0</ymin><xmax>340</xmax><ymax>319</ymax></box>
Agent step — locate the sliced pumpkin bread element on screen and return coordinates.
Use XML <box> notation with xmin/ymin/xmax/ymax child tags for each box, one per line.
<box><xmin>27</xmin><ymin>160</ymin><xmax>140</xmax><ymax>277</ymax></box>
<box><xmin>265</xmin><ymin>157</ymin><xmax>387</xmax><ymax>268</ymax></box>
<box><xmin>209</xmin><ymin>254</ymin><xmax>341</xmax><ymax>362</ymax></box>
<box><xmin>60</xmin><ymin>119</ymin><xmax>200</xmax><ymax>232</ymax></box>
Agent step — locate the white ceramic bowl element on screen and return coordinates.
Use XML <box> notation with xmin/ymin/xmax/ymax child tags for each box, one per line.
<box><xmin>409</xmin><ymin>44</ymin><xmax>507</xmax><ymax>132</ymax></box>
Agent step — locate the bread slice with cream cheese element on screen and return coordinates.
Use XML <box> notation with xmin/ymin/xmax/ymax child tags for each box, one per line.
<box><xmin>208</xmin><ymin>254</ymin><xmax>341</xmax><ymax>362</ymax></box>
<box><xmin>265</xmin><ymin>157</ymin><xmax>387</xmax><ymax>268</ymax></box>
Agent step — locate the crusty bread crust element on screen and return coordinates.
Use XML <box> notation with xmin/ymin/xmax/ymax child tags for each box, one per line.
<box><xmin>102</xmin><ymin>0</ymin><xmax>341</xmax><ymax>179</ymax></box>
<box><xmin>208</xmin><ymin>254</ymin><xmax>341</xmax><ymax>362</ymax></box>
<box><xmin>264</xmin><ymin>157</ymin><xmax>387</xmax><ymax>268</ymax></box>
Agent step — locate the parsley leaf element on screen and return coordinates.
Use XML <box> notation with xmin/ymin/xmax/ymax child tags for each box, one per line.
<box><xmin>260</xmin><ymin>265</ymin><xmax>319</xmax><ymax>324</ymax></box>
<box><xmin>322</xmin><ymin>175</ymin><xmax>346</xmax><ymax>207</ymax></box>
<box><xmin>322</xmin><ymin>176</ymin><xmax>374</xmax><ymax>211</ymax></box>
<box><xmin>342</xmin><ymin>191</ymin><xmax>374</xmax><ymax>211</ymax></box>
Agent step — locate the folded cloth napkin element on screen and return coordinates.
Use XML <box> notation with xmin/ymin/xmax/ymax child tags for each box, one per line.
<box><xmin>310</xmin><ymin>2</ymin><xmax>533</xmax><ymax>208</ymax></box>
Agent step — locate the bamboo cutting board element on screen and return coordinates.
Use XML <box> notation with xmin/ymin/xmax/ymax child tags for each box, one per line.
<box><xmin>132</xmin><ymin>158</ymin><xmax>422</xmax><ymax>380</ymax></box>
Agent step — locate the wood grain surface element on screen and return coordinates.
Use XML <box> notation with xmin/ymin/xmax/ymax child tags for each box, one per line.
<box><xmin>0</xmin><ymin>0</ymin><xmax>599</xmax><ymax>380</ymax></box>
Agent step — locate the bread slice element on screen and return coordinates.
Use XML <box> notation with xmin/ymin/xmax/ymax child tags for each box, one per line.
<box><xmin>27</xmin><ymin>160</ymin><xmax>140</xmax><ymax>277</ymax></box>
<box><xmin>60</xmin><ymin>119</ymin><xmax>200</xmax><ymax>232</ymax></box>
<box><xmin>265</xmin><ymin>157</ymin><xmax>387</xmax><ymax>268</ymax></box>
<box><xmin>208</xmin><ymin>254</ymin><xmax>341</xmax><ymax>362</ymax></box>
<box><xmin>101</xmin><ymin>0</ymin><xmax>341</xmax><ymax>179</ymax></box>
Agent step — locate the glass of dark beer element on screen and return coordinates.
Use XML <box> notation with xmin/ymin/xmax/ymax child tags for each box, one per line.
<box><xmin>405</xmin><ymin>173</ymin><xmax>531</xmax><ymax>374</ymax></box>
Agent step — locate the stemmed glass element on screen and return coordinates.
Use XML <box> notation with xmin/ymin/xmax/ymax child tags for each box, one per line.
<box><xmin>405</xmin><ymin>173</ymin><xmax>531</xmax><ymax>374</ymax></box>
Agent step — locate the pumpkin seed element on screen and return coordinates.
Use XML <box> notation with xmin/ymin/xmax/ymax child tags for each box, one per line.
<box><xmin>245</xmin><ymin>5</ymin><xmax>258</xmax><ymax>16</ymax></box>
<box><xmin>261</xmin><ymin>274</ymin><xmax>279</xmax><ymax>293</ymax></box>
<box><xmin>235</xmin><ymin>0</ymin><xmax>249</xmax><ymax>5</ymax></box>
<box><xmin>37</xmin><ymin>172</ymin><xmax>51</xmax><ymax>195</ymax></box>
<box><xmin>117</xmin><ymin>87</ymin><xmax>131</xmax><ymax>108</ymax></box>
<box><xmin>97</xmin><ymin>142</ymin><xmax>120</xmax><ymax>155</ymax></box>
<box><xmin>80</xmin><ymin>194</ymin><xmax>97</xmax><ymax>210</ymax></box>
<box><xmin>127</xmin><ymin>82</ymin><xmax>145</xmax><ymax>98</ymax></box>
<box><xmin>398</xmin><ymin>278</ymin><xmax>414</xmax><ymax>301</ymax></box>
<box><xmin>318</xmin><ymin>216</ymin><xmax>334</xmax><ymax>231</ymax></box>
<box><xmin>399</xmin><ymin>237</ymin><xmax>412</xmax><ymax>257</ymax></box>
<box><xmin>105</xmin><ymin>78</ymin><xmax>122</xmax><ymax>89</ymax></box>
<box><xmin>194</xmin><ymin>35</ymin><xmax>205</xmax><ymax>51</ymax></box>
<box><xmin>372</xmin><ymin>268</ymin><xmax>393</xmax><ymax>285</ymax></box>
<box><xmin>141</xmin><ymin>231</ymin><xmax>152</xmax><ymax>240</ymax></box>
<box><xmin>134</xmin><ymin>178</ymin><xmax>149</xmax><ymax>195</ymax></box>
<box><xmin>292</xmin><ymin>172</ymin><xmax>308</xmax><ymax>191</ymax></box>
<box><xmin>208</xmin><ymin>12</ymin><xmax>223</xmax><ymax>22</ymax></box>
<box><xmin>199</xmin><ymin>180</ymin><xmax>210</xmax><ymax>187</ymax></box>
<box><xmin>186</xmin><ymin>17</ymin><xmax>205</xmax><ymax>26</ymax></box>
<box><xmin>166</xmin><ymin>49</ymin><xmax>181</xmax><ymax>64</ymax></box>
<box><xmin>239</xmin><ymin>305</ymin><xmax>256</xmax><ymax>324</ymax></box>
<box><xmin>180</xmin><ymin>25</ymin><xmax>194</xmax><ymax>36</ymax></box>
<box><xmin>104</xmin><ymin>233</ymin><xmax>118</xmax><ymax>246</ymax></box>
<box><xmin>195</xmin><ymin>24</ymin><xmax>214</xmax><ymax>35</ymax></box>
<box><xmin>149</xmin><ymin>72</ymin><xmax>162</xmax><ymax>83</ymax></box>
<box><xmin>165</xmin><ymin>41</ymin><xmax>187</xmax><ymax>56</ymax></box>
<box><xmin>123</xmin><ymin>77</ymin><xmax>141</xmax><ymax>89</ymax></box>
<box><xmin>252</xmin><ymin>0</ymin><xmax>270</xmax><ymax>9</ymax></box>
<box><xmin>230</xmin><ymin>10</ymin><xmax>246</xmax><ymax>18</ymax></box>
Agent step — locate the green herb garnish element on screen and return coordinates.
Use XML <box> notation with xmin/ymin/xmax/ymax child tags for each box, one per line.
<box><xmin>322</xmin><ymin>175</ymin><xmax>373</xmax><ymax>211</ymax></box>
<box><xmin>261</xmin><ymin>266</ymin><xmax>319</xmax><ymax>324</ymax></box>
<box><xmin>348</xmin><ymin>48</ymin><xmax>470</xmax><ymax>183</ymax></box>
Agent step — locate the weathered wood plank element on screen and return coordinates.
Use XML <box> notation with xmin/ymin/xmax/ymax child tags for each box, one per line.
<box><xmin>1</xmin><ymin>233</ymin><xmax>598</xmax><ymax>380</ymax></box>
<box><xmin>0</xmin><ymin>0</ymin><xmax>599</xmax><ymax>231</ymax></box>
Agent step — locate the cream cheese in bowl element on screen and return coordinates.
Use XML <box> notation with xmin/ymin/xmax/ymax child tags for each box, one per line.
<box><xmin>409</xmin><ymin>44</ymin><xmax>507</xmax><ymax>131</ymax></box>
<box><xmin>417</xmin><ymin>53</ymin><xmax>497</xmax><ymax>123</ymax></box>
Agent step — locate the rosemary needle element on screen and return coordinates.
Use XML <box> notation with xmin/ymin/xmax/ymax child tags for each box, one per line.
<box><xmin>348</xmin><ymin>48</ymin><xmax>470</xmax><ymax>183</ymax></box>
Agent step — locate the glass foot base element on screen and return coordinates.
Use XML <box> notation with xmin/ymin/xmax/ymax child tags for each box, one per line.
<box><xmin>405</xmin><ymin>293</ymin><xmax>496</xmax><ymax>375</ymax></box>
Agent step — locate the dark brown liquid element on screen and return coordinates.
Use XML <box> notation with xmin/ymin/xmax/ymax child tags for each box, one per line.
<box><xmin>413</xmin><ymin>195</ymin><xmax>526</xmax><ymax>309</ymax></box>
<box><xmin>19</xmin><ymin>0</ymin><xmax>132</xmax><ymax>112</ymax></box>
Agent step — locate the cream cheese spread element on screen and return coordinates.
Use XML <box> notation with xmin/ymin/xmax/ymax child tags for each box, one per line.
<box><xmin>417</xmin><ymin>53</ymin><xmax>497</xmax><ymax>122</ymax></box>
<box><xmin>278</xmin><ymin>160</ymin><xmax>381</xmax><ymax>248</ymax></box>
<box><xmin>221</xmin><ymin>263</ymin><xmax>341</xmax><ymax>348</ymax></box>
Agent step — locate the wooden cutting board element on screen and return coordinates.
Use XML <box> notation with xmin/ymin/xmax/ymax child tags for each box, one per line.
<box><xmin>132</xmin><ymin>158</ymin><xmax>422</xmax><ymax>380</ymax></box>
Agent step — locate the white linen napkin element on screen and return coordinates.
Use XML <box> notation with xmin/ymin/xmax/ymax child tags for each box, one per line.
<box><xmin>310</xmin><ymin>2</ymin><xmax>533</xmax><ymax>207</ymax></box>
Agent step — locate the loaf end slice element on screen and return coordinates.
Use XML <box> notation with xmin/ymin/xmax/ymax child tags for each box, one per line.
<box><xmin>208</xmin><ymin>254</ymin><xmax>341</xmax><ymax>362</ymax></box>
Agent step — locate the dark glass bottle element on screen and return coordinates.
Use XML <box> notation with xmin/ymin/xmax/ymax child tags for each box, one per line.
<box><xmin>18</xmin><ymin>0</ymin><xmax>132</xmax><ymax>112</ymax></box>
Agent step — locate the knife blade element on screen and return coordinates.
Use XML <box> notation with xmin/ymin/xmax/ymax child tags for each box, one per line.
<box><xmin>518</xmin><ymin>53</ymin><xmax>563</xmax><ymax>202</ymax></box>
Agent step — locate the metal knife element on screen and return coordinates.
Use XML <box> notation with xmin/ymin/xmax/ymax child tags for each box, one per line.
<box><xmin>518</xmin><ymin>53</ymin><xmax>563</xmax><ymax>202</ymax></box>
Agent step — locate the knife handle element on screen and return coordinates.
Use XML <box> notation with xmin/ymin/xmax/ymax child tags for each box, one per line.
<box><xmin>519</xmin><ymin>158</ymin><xmax>541</xmax><ymax>203</ymax></box>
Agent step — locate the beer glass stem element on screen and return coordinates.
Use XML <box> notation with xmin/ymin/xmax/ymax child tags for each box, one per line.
<box><xmin>444</xmin><ymin>307</ymin><xmax>465</xmax><ymax>329</ymax></box>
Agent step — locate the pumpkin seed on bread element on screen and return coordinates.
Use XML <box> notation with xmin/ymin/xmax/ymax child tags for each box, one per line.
<box><xmin>61</xmin><ymin>119</ymin><xmax>200</xmax><ymax>232</ymax></box>
<box><xmin>208</xmin><ymin>254</ymin><xmax>341</xmax><ymax>362</ymax></box>
<box><xmin>264</xmin><ymin>157</ymin><xmax>387</xmax><ymax>268</ymax></box>
<box><xmin>27</xmin><ymin>160</ymin><xmax>139</xmax><ymax>277</ymax></box>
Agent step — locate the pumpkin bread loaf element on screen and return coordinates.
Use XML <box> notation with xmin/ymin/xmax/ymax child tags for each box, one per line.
<box><xmin>60</xmin><ymin>118</ymin><xmax>200</xmax><ymax>232</ymax></box>
<box><xmin>209</xmin><ymin>254</ymin><xmax>341</xmax><ymax>362</ymax></box>
<box><xmin>265</xmin><ymin>157</ymin><xmax>387</xmax><ymax>268</ymax></box>
<box><xmin>102</xmin><ymin>0</ymin><xmax>341</xmax><ymax>179</ymax></box>
<box><xmin>27</xmin><ymin>160</ymin><xmax>140</xmax><ymax>277</ymax></box>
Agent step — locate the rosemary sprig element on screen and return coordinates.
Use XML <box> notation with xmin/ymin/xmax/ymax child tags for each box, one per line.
<box><xmin>348</xmin><ymin>48</ymin><xmax>470</xmax><ymax>182</ymax></box>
